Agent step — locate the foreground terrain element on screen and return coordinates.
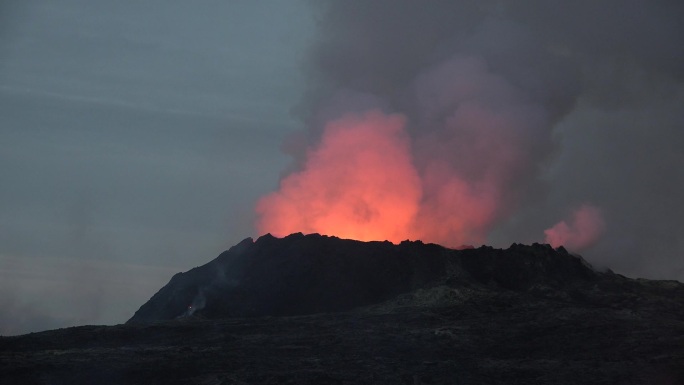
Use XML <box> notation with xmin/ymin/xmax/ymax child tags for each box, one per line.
<box><xmin>2</xmin><ymin>234</ymin><xmax>683</xmax><ymax>384</ymax></box>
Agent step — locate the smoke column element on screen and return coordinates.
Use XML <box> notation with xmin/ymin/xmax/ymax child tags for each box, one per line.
<box><xmin>256</xmin><ymin>2</ymin><xmax>573</xmax><ymax>248</ymax></box>
<box><xmin>256</xmin><ymin>54</ymin><xmax>559</xmax><ymax>247</ymax></box>
<box><xmin>256</xmin><ymin>0</ymin><xmax>684</xmax><ymax>276</ymax></box>
<box><xmin>257</xmin><ymin>56</ymin><xmax>555</xmax><ymax>247</ymax></box>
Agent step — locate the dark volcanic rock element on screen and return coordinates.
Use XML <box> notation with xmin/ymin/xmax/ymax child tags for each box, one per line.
<box><xmin>127</xmin><ymin>233</ymin><xmax>595</xmax><ymax>323</ymax></box>
<box><xmin>2</xmin><ymin>234</ymin><xmax>684</xmax><ymax>384</ymax></box>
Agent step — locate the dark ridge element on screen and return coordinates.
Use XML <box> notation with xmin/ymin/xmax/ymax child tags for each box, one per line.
<box><xmin>4</xmin><ymin>233</ymin><xmax>684</xmax><ymax>384</ymax></box>
<box><xmin>127</xmin><ymin>233</ymin><xmax>597</xmax><ymax>323</ymax></box>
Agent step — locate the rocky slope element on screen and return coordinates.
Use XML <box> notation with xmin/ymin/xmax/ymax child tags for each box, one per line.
<box><xmin>127</xmin><ymin>233</ymin><xmax>598</xmax><ymax>323</ymax></box>
<box><xmin>2</xmin><ymin>233</ymin><xmax>683</xmax><ymax>384</ymax></box>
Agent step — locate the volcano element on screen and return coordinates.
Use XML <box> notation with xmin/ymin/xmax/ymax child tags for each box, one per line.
<box><xmin>2</xmin><ymin>233</ymin><xmax>684</xmax><ymax>384</ymax></box>
<box><xmin>127</xmin><ymin>233</ymin><xmax>599</xmax><ymax>323</ymax></box>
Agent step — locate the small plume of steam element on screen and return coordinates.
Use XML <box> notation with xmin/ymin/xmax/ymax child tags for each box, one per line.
<box><xmin>175</xmin><ymin>266</ymin><xmax>241</xmax><ymax>319</ymax></box>
<box><xmin>544</xmin><ymin>204</ymin><xmax>605</xmax><ymax>252</ymax></box>
<box><xmin>178</xmin><ymin>289</ymin><xmax>207</xmax><ymax>318</ymax></box>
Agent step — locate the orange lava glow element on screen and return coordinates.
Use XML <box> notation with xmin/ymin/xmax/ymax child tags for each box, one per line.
<box><xmin>256</xmin><ymin>111</ymin><xmax>422</xmax><ymax>243</ymax></box>
<box><xmin>256</xmin><ymin>108</ymin><xmax>520</xmax><ymax>247</ymax></box>
<box><xmin>255</xmin><ymin>56</ymin><xmax>607</xmax><ymax>248</ymax></box>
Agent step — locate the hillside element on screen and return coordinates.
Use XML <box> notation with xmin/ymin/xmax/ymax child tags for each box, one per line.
<box><xmin>2</xmin><ymin>233</ymin><xmax>683</xmax><ymax>384</ymax></box>
<box><xmin>127</xmin><ymin>233</ymin><xmax>598</xmax><ymax>323</ymax></box>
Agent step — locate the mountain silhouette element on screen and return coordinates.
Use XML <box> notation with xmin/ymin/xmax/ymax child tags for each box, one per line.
<box><xmin>3</xmin><ymin>233</ymin><xmax>683</xmax><ymax>384</ymax></box>
<box><xmin>127</xmin><ymin>233</ymin><xmax>597</xmax><ymax>323</ymax></box>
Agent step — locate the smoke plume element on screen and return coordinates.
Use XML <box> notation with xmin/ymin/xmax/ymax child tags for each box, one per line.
<box><xmin>257</xmin><ymin>0</ymin><xmax>684</xmax><ymax>278</ymax></box>
<box><xmin>257</xmin><ymin>111</ymin><xmax>422</xmax><ymax>243</ymax></box>
<box><xmin>544</xmin><ymin>205</ymin><xmax>605</xmax><ymax>251</ymax></box>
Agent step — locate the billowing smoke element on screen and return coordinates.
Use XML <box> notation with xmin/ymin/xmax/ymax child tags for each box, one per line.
<box><xmin>409</xmin><ymin>55</ymin><xmax>553</xmax><ymax>246</ymax></box>
<box><xmin>257</xmin><ymin>111</ymin><xmax>422</xmax><ymax>243</ymax></box>
<box><xmin>544</xmin><ymin>205</ymin><xmax>605</xmax><ymax>251</ymax></box>
<box><xmin>256</xmin><ymin>1</ymin><xmax>684</xmax><ymax>278</ymax></box>
<box><xmin>258</xmin><ymin>56</ymin><xmax>554</xmax><ymax>247</ymax></box>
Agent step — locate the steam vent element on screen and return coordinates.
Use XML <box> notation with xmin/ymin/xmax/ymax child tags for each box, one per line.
<box><xmin>3</xmin><ymin>233</ymin><xmax>684</xmax><ymax>384</ymax></box>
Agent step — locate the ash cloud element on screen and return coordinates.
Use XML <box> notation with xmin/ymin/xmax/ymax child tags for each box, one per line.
<box><xmin>258</xmin><ymin>0</ymin><xmax>684</xmax><ymax>280</ymax></box>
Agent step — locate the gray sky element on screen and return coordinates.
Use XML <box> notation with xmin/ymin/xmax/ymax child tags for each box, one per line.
<box><xmin>2</xmin><ymin>0</ymin><xmax>683</xmax><ymax>335</ymax></box>
<box><xmin>1</xmin><ymin>0</ymin><xmax>313</xmax><ymax>334</ymax></box>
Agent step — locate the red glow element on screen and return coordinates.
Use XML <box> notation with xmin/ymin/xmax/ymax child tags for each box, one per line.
<box><xmin>255</xmin><ymin>57</ymin><xmax>575</xmax><ymax>247</ymax></box>
<box><xmin>256</xmin><ymin>110</ymin><xmax>422</xmax><ymax>243</ymax></box>
<box><xmin>544</xmin><ymin>204</ymin><xmax>605</xmax><ymax>251</ymax></box>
